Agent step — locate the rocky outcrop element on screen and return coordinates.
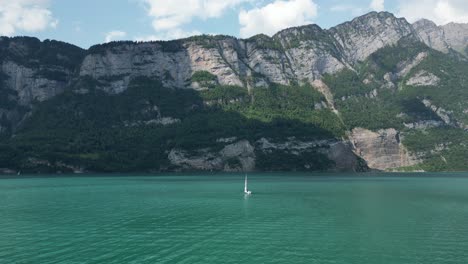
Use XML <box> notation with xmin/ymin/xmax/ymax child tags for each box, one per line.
<box><xmin>2</xmin><ymin>12</ymin><xmax>452</xmax><ymax>114</ymax></box>
<box><xmin>274</xmin><ymin>25</ymin><xmax>348</xmax><ymax>81</ymax></box>
<box><xmin>220</xmin><ymin>140</ymin><xmax>256</xmax><ymax>171</ymax></box>
<box><xmin>311</xmin><ymin>79</ymin><xmax>337</xmax><ymax>111</ymax></box>
<box><xmin>329</xmin><ymin>12</ymin><xmax>416</xmax><ymax>63</ymax></box>
<box><xmin>413</xmin><ymin>19</ymin><xmax>468</xmax><ymax>56</ymax></box>
<box><xmin>380</xmin><ymin>52</ymin><xmax>430</xmax><ymax>89</ymax></box>
<box><xmin>168</xmin><ymin>140</ymin><xmax>255</xmax><ymax>172</ymax></box>
<box><xmin>75</xmin><ymin>12</ymin><xmax>424</xmax><ymax>96</ymax></box>
<box><xmin>124</xmin><ymin>117</ymin><xmax>180</xmax><ymax>127</ymax></box>
<box><xmin>1</xmin><ymin>12</ymin><xmax>466</xmax><ymax>106</ymax></box>
<box><xmin>255</xmin><ymin>137</ymin><xmax>363</xmax><ymax>171</ymax></box>
<box><xmin>396</xmin><ymin>52</ymin><xmax>428</xmax><ymax>78</ymax></box>
<box><xmin>404</xmin><ymin>120</ymin><xmax>445</xmax><ymax>130</ymax></box>
<box><xmin>441</xmin><ymin>23</ymin><xmax>468</xmax><ymax>54</ymax></box>
<box><xmin>0</xmin><ymin>37</ymin><xmax>84</xmax><ymax>130</ymax></box>
<box><xmin>406</xmin><ymin>70</ymin><xmax>440</xmax><ymax>87</ymax></box>
<box><xmin>168</xmin><ymin>138</ymin><xmax>364</xmax><ymax>172</ymax></box>
<box><xmin>349</xmin><ymin>128</ymin><xmax>419</xmax><ymax>170</ymax></box>
<box><xmin>422</xmin><ymin>99</ymin><xmax>453</xmax><ymax>125</ymax></box>
<box><xmin>22</xmin><ymin>158</ymin><xmax>85</xmax><ymax>173</ymax></box>
<box><xmin>412</xmin><ymin>19</ymin><xmax>451</xmax><ymax>53</ymax></box>
<box><xmin>1</xmin><ymin>61</ymin><xmax>70</xmax><ymax>105</ymax></box>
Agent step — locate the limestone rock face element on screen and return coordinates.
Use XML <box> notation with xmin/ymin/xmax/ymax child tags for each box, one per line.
<box><xmin>404</xmin><ymin>120</ymin><xmax>445</xmax><ymax>130</ymax></box>
<box><xmin>80</xmin><ymin>42</ymin><xmax>194</xmax><ymax>93</ymax></box>
<box><xmin>274</xmin><ymin>25</ymin><xmax>348</xmax><ymax>81</ymax></box>
<box><xmin>220</xmin><ymin>140</ymin><xmax>256</xmax><ymax>171</ymax></box>
<box><xmin>422</xmin><ymin>99</ymin><xmax>453</xmax><ymax>125</ymax></box>
<box><xmin>441</xmin><ymin>23</ymin><xmax>468</xmax><ymax>54</ymax></box>
<box><xmin>0</xmin><ymin>37</ymin><xmax>84</xmax><ymax>130</ymax></box>
<box><xmin>168</xmin><ymin>140</ymin><xmax>255</xmax><ymax>172</ymax></box>
<box><xmin>412</xmin><ymin>19</ymin><xmax>451</xmax><ymax>53</ymax></box>
<box><xmin>1</xmin><ymin>61</ymin><xmax>68</xmax><ymax>105</ymax></box>
<box><xmin>75</xmin><ymin>12</ymin><xmax>424</xmax><ymax>95</ymax></box>
<box><xmin>255</xmin><ymin>137</ymin><xmax>363</xmax><ymax>171</ymax></box>
<box><xmin>168</xmin><ymin>149</ymin><xmax>224</xmax><ymax>171</ymax></box>
<box><xmin>406</xmin><ymin>70</ymin><xmax>440</xmax><ymax>87</ymax></box>
<box><xmin>2</xmin><ymin>12</ymin><xmax>466</xmax><ymax>109</ymax></box>
<box><xmin>329</xmin><ymin>12</ymin><xmax>415</xmax><ymax>63</ymax></box>
<box><xmin>413</xmin><ymin>19</ymin><xmax>468</xmax><ymax>55</ymax></box>
<box><xmin>396</xmin><ymin>52</ymin><xmax>428</xmax><ymax>78</ymax></box>
<box><xmin>350</xmin><ymin>128</ymin><xmax>419</xmax><ymax>170</ymax></box>
<box><xmin>168</xmin><ymin>138</ymin><xmax>364</xmax><ymax>172</ymax></box>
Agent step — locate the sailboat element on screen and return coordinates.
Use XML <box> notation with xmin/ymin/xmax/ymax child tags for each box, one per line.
<box><xmin>244</xmin><ymin>174</ymin><xmax>252</xmax><ymax>195</ymax></box>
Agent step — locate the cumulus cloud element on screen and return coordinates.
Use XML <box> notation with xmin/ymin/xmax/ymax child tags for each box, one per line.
<box><xmin>143</xmin><ymin>0</ymin><xmax>245</xmax><ymax>30</ymax></box>
<box><xmin>397</xmin><ymin>0</ymin><xmax>468</xmax><ymax>25</ymax></box>
<box><xmin>0</xmin><ymin>0</ymin><xmax>57</xmax><ymax>36</ymax></box>
<box><xmin>135</xmin><ymin>29</ymin><xmax>202</xmax><ymax>42</ymax></box>
<box><xmin>105</xmin><ymin>31</ymin><xmax>127</xmax><ymax>43</ymax></box>
<box><xmin>330</xmin><ymin>5</ymin><xmax>365</xmax><ymax>16</ymax></box>
<box><xmin>331</xmin><ymin>0</ymin><xmax>384</xmax><ymax>16</ymax></box>
<box><xmin>370</xmin><ymin>0</ymin><xmax>385</xmax><ymax>12</ymax></box>
<box><xmin>239</xmin><ymin>0</ymin><xmax>318</xmax><ymax>38</ymax></box>
<box><xmin>140</xmin><ymin>0</ymin><xmax>249</xmax><ymax>40</ymax></box>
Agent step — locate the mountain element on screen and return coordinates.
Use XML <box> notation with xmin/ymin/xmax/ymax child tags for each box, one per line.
<box><xmin>413</xmin><ymin>18</ymin><xmax>468</xmax><ymax>55</ymax></box>
<box><xmin>0</xmin><ymin>12</ymin><xmax>467</xmax><ymax>174</ymax></box>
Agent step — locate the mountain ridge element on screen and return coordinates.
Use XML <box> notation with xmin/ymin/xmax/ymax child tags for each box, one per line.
<box><xmin>0</xmin><ymin>11</ymin><xmax>467</xmax><ymax>174</ymax></box>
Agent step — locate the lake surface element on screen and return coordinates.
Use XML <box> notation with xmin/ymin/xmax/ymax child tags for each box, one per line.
<box><xmin>1</xmin><ymin>173</ymin><xmax>468</xmax><ymax>264</ymax></box>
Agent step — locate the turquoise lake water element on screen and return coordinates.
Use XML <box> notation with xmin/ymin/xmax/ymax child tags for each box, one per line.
<box><xmin>1</xmin><ymin>173</ymin><xmax>468</xmax><ymax>264</ymax></box>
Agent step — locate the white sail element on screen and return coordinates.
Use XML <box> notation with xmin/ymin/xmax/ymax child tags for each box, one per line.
<box><xmin>244</xmin><ymin>174</ymin><xmax>251</xmax><ymax>195</ymax></box>
<box><xmin>244</xmin><ymin>175</ymin><xmax>248</xmax><ymax>192</ymax></box>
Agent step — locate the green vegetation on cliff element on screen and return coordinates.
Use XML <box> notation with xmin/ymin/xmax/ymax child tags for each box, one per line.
<box><xmin>323</xmin><ymin>39</ymin><xmax>468</xmax><ymax>171</ymax></box>
<box><xmin>0</xmin><ymin>37</ymin><xmax>84</xmax><ymax>70</ymax></box>
<box><xmin>191</xmin><ymin>71</ymin><xmax>217</xmax><ymax>82</ymax></box>
<box><xmin>1</xmin><ymin>35</ymin><xmax>468</xmax><ymax>173</ymax></box>
<box><xmin>1</xmin><ymin>78</ymin><xmax>340</xmax><ymax>172</ymax></box>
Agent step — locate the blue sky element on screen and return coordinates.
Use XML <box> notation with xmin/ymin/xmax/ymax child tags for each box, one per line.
<box><xmin>1</xmin><ymin>0</ymin><xmax>467</xmax><ymax>49</ymax></box>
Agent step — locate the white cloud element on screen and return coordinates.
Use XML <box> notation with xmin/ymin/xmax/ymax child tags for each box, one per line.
<box><xmin>140</xmin><ymin>0</ymin><xmax>249</xmax><ymax>40</ymax></box>
<box><xmin>397</xmin><ymin>0</ymin><xmax>468</xmax><ymax>25</ymax></box>
<box><xmin>330</xmin><ymin>5</ymin><xmax>365</xmax><ymax>16</ymax></box>
<box><xmin>331</xmin><ymin>0</ymin><xmax>384</xmax><ymax>16</ymax></box>
<box><xmin>370</xmin><ymin>0</ymin><xmax>385</xmax><ymax>12</ymax></box>
<box><xmin>50</xmin><ymin>19</ymin><xmax>59</xmax><ymax>28</ymax></box>
<box><xmin>73</xmin><ymin>21</ymin><xmax>82</xmax><ymax>33</ymax></box>
<box><xmin>143</xmin><ymin>0</ymin><xmax>250</xmax><ymax>30</ymax></box>
<box><xmin>105</xmin><ymin>31</ymin><xmax>127</xmax><ymax>43</ymax></box>
<box><xmin>239</xmin><ymin>0</ymin><xmax>318</xmax><ymax>38</ymax></box>
<box><xmin>0</xmin><ymin>0</ymin><xmax>57</xmax><ymax>36</ymax></box>
<box><xmin>135</xmin><ymin>29</ymin><xmax>202</xmax><ymax>42</ymax></box>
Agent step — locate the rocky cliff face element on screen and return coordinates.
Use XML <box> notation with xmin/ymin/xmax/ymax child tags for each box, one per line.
<box><xmin>0</xmin><ymin>37</ymin><xmax>84</xmax><ymax>130</ymax></box>
<box><xmin>350</xmin><ymin>128</ymin><xmax>419</xmax><ymax>170</ymax></box>
<box><xmin>329</xmin><ymin>12</ymin><xmax>416</xmax><ymax>63</ymax></box>
<box><xmin>168</xmin><ymin>137</ymin><xmax>364</xmax><ymax>172</ymax></box>
<box><xmin>77</xmin><ymin>12</ymin><xmax>422</xmax><ymax>96</ymax></box>
<box><xmin>413</xmin><ymin>19</ymin><xmax>468</xmax><ymax>55</ymax></box>
<box><xmin>2</xmin><ymin>12</ymin><xmax>466</xmax><ymax>105</ymax></box>
<box><xmin>4</xmin><ymin>12</ymin><xmax>465</xmax><ymax>101</ymax></box>
<box><xmin>412</xmin><ymin>19</ymin><xmax>451</xmax><ymax>53</ymax></box>
<box><xmin>441</xmin><ymin>23</ymin><xmax>468</xmax><ymax>54</ymax></box>
<box><xmin>2</xmin><ymin>61</ymin><xmax>68</xmax><ymax>105</ymax></box>
<box><xmin>168</xmin><ymin>140</ymin><xmax>256</xmax><ymax>172</ymax></box>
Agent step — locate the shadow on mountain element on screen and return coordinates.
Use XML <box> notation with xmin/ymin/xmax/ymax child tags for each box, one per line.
<box><xmin>0</xmin><ymin>77</ymin><xmax>342</xmax><ymax>173</ymax></box>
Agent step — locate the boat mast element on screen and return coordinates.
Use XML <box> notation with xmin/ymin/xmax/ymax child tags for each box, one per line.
<box><xmin>244</xmin><ymin>174</ymin><xmax>248</xmax><ymax>193</ymax></box>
